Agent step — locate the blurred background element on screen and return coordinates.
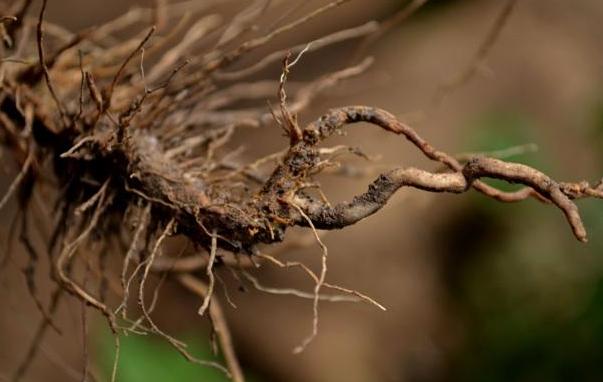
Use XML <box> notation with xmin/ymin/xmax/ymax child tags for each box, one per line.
<box><xmin>1</xmin><ymin>0</ymin><xmax>603</xmax><ymax>381</ymax></box>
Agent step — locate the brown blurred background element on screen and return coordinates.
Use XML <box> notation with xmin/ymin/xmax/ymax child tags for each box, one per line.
<box><xmin>2</xmin><ymin>0</ymin><xmax>603</xmax><ymax>381</ymax></box>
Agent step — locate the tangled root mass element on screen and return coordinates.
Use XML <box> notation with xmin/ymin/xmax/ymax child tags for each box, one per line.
<box><xmin>1</xmin><ymin>0</ymin><xmax>602</xmax><ymax>381</ymax></box>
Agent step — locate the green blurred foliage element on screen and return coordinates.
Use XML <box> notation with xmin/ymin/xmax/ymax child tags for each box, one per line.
<box><xmin>463</xmin><ymin>110</ymin><xmax>545</xmax><ymax>192</ymax></box>
<box><xmin>443</xmin><ymin>106</ymin><xmax>603</xmax><ymax>382</ymax></box>
<box><xmin>96</xmin><ymin>329</ymin><xmax>257</xmax><ymax>382</ymax></box>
